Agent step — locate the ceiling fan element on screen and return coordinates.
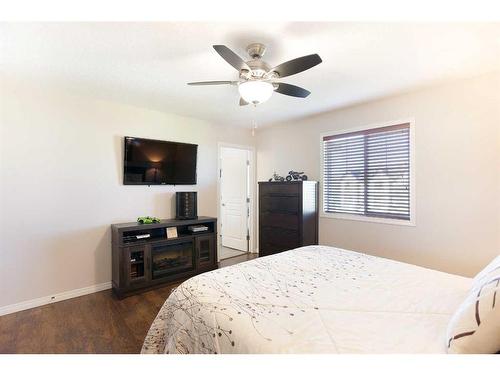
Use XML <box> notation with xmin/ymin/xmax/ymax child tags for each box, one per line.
<box><xmin>187</xmin><ymin>43</ymin><xmax>322</xmax><ymax>106</ymax></box>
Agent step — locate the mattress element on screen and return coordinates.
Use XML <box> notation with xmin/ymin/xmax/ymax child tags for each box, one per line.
<box><xmin>141</xmin><ymin>245</ymin><xmax>471</xmax><ymax>354</ymax></box>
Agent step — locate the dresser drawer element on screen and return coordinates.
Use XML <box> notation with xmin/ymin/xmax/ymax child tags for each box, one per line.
<box><xmin>259</xmin><ymin>183</ymin><xmax>299</xmax><ymax>197</ymax></box>
<box><xmin>259</xmin><ymin>212</ymin><xmax>299</xmax><ymax>230</ymax></box>
<box><xmin>259</xmin><ymin>242</ymin><xmax>287</xmax><ymax>257</ymax></box>
<box><xmin>260</xmin><ymin>226</ymin><xmax>299</xmax><ymax>249</ymax></box>
<box><xmin>260</xmin><ymin>195</ymin><xmax>299</xmax><ymax>214</ymax></box>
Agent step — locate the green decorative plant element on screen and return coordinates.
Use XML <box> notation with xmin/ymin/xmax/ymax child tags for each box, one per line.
<box><xmin>137</xmin><ymin>216</ymin><xmax>161</xmax><ymax>224</ymax></box>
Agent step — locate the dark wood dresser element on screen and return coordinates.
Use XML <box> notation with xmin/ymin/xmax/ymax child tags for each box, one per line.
<box><xmin>258</xmin><ymin>181</ymin><xmax>319</xmax><ymax>257</ymax></box>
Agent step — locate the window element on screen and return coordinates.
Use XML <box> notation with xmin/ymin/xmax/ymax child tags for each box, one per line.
<box><xmin>322</xmin><ymin>122</ymin><xmax>413</xmax><ymax>223</ymax></box>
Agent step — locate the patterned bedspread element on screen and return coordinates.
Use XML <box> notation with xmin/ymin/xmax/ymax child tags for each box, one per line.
<box><xmin>142</xmin><ymin>246</ymin><xmax>471</xmax><ymax>354</ymax></box>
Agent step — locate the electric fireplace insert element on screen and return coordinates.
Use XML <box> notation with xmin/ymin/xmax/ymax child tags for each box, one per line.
<box><xmin>151</xmin><ymin>239</ymin><xmax>194</xmax><ymax>279</ymax></box>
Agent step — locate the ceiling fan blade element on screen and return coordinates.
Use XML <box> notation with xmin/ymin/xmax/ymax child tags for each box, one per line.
<box><xmin>213</xmin><ymin>45</ymin><xmax>251</xmax><ymax>72</ymax></box>
<box><xmin>187</xmin><ymin>81</ymin><xmax>236</xmax><ymax>86</ymax></box>
<box><xmin>239</xmin><ymin>97</ymin><xmax>249</xmax><ymax>106</ymax></box>
<box><xmin>274</xmin><ymin>83</ymin><xmax>311</xmax><ymax>98</ymax></box>
<box><xmin>269</xmin><ymin>54</ymin><xmax>322</xmax><ymax>78</ymax></box>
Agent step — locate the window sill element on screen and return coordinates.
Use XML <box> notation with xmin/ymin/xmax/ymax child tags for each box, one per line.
<box><xmin>320</xmin><ymin>212</ymin><xmax>416</xmax><ymax>227</ymax></box>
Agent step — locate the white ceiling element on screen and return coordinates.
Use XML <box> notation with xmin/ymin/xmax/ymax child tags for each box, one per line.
<box><xmin>1</xmin><ymin>22</ymin><xmax>500</xmax><ymax>127</ymax></box>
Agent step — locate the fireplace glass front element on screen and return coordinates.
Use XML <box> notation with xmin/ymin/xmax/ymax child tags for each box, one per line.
<box><xmin>151</xmin><ymin>239</ymin><xmax>194</xmax><ymax>279</ymax></box>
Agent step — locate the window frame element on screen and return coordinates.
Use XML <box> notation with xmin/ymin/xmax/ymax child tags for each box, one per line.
<box><xmin>320</xmin><ymin>118</ymin><xmax>416</xmax><ymax>226</ymax></box>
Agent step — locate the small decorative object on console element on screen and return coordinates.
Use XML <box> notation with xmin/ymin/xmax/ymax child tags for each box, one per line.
<box><xmin>166</xmin><ymin>226</ymin><xmax>178</xmax><ymax>239</ymax></box>
<box><xmin>268</xmin><ymin>172</ymin><xmax>285</xmax><ymax>182</ymax></box>
<box><xmin>137</xmin><ymin>216</ymin><xmax>161</xmax><ymax>224</ymax></box>
<box><xmin>285</xmin><ymin>170</ymin><xmax>308</xmax><ymax>181</ymax></box>
<box><xmin>176</xmin><ymin>192</ymin><xmax>198</xmax><ymax>220</ymax></box>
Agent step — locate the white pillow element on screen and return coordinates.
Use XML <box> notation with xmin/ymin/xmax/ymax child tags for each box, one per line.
<box><xmin>446</xmin><ymin>256</ymin><xmax>500</xmax><ymax>354</ymax></box>
<box><xmin>472</xmin><ymin>255</ymin><xmax>500</xmax><ymax>288</ymax></box>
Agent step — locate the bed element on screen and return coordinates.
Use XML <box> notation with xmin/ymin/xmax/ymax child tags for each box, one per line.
<box><xmin>141</xmin><ymin>245</ymin><xmax>472</xmax><ymax>354</ymax></box>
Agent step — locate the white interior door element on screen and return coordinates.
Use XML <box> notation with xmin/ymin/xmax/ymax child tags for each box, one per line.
<box><xmin>220</xmin><ymin>147</ymin><xmax>249</xmax><ymax>251</ymax></box>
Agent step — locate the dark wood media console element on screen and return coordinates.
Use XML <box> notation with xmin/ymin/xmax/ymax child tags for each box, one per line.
<box><xmin>111</xmin><ymin>216</ymin><xmax>217</xmax><ymax>298</ymax></box>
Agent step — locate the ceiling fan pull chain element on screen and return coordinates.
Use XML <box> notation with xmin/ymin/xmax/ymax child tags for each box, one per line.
<box><xmin>251</xmin><ymin>118</ymin><xmax>258</xmax><ymax>137</ymax></box>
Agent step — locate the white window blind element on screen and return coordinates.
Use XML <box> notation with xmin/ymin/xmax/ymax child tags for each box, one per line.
<box><xmin>322</xmin><ymin>123</ymin><xmax>411</xmax><ymax>221</ymax></box>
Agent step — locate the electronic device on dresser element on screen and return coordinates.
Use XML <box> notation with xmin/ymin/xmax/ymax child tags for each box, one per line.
<box><xmin>258</xmin><ymin>181</ymin><xmax>318</xmax><ymax>257</ymax></box>
<box><xmin>176</xmin><ymin>191</ymin><xmax>197</xmax><ymax>220</ymax></box>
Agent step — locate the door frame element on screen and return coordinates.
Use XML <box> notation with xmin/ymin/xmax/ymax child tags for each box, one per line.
<box><xmin>217</xmin><ymin>142</ymin><xmax>256</xmax><ymax>261</ymax></box>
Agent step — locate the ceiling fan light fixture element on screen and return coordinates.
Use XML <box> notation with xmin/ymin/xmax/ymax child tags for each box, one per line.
<box><xmin>238</xmin><ymin>81</ymin><xmax>273</xmax><ymax>105</ymax></box>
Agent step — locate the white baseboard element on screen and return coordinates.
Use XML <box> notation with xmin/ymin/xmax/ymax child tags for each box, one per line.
<box><xmin>0</xmin><ymin>281</ymin><xmax>112</xmax><ymax>317</ymax></box>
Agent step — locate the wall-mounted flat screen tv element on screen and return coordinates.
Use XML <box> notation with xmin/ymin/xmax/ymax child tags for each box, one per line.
<box><xmin>123</xmin><ymin>136</ymin><xmax>198</xmax><ymax>185</ymax></box>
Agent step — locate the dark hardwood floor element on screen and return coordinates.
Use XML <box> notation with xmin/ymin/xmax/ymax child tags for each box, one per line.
<box><xmin>0</xmin><ymin>252</ymin><xmax>257</xmax><ymax>354</ymax></box>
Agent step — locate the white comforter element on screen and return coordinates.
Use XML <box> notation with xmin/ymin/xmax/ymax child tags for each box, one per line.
<box><xmin>142</xmin><ymin>246</ymin><xmax>471</xmax><ymax>354</ymax></box>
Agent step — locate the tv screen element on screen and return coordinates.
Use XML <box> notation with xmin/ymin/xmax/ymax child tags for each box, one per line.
<box><xmin>123</xmin><ymin>137</ymin><xmax>197</xmax><ymax>185</ymax></box>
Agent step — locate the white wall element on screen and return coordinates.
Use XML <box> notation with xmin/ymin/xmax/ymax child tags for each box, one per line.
<box><xmin>257</xmin><ymin>72</ymin><xmax>500</xmax><ymax>277</ymax></box>
<box><xmin>1</xmin><ymin>71</ymin><xmax>499</xmax><ymax>312</ymax></box>
<box><xmin>0</xmin><ymin>75</ymin><xmax>255</xmax><ymax>309</ymax></box>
